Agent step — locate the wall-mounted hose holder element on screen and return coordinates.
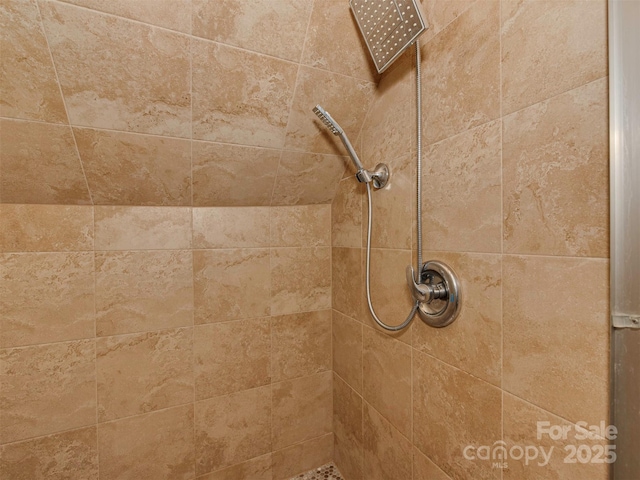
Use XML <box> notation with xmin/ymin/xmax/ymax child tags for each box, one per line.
<box><xmin>406</xmin><ymin>260</ymin><xmax>461</xmax><ymax>327</ymax></box>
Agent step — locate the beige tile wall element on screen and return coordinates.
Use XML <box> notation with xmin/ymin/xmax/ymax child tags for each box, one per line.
<box><xmin>0</xmin><ymin>0</ymin><xmax>379</xmax><ymax>207</ymax></box>
<box><xmin>0</xmin><ymin>204</ymin><xmax>334</xmax><ymax>479</ymax></box>
<box><xmin>332</xmin><ymin>0</ymin><xmax>610</xmax><ymax>479</ymax></box>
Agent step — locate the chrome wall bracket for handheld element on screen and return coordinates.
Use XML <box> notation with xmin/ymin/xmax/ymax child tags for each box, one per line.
<box><xmin>406</xmin><ymin>260</ymin><xmax>461</xmax><ymax>328</ymax></box>
<box><xmin>356</xmin><ymin>163</ymin><xmax>390</xmax><ymax>188</ymax></box>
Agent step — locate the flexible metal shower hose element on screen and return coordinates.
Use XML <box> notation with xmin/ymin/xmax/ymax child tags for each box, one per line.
<box><xmin>364</xmin><ymin>41</ymin><xmax>422</xmax><ymax>332</ymax></box>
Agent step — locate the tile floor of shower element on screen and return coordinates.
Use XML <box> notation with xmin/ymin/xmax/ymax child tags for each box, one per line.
<box><xmin>290</xmin><ymin>462</ymin><xmax>343</xmax><ymax>480</ymax></box>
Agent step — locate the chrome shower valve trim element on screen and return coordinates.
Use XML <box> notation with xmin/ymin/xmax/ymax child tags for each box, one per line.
<box><xmin>407</xmin><ymin>260</ymin><xmax>461</xmax><ymax>328</ymax></box>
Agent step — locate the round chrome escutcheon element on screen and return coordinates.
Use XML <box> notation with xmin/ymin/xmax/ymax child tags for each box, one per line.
<box><xmin>417</xmin><ymin>260</ymin><xmax>461</xmax><ymax>328</ymax></box>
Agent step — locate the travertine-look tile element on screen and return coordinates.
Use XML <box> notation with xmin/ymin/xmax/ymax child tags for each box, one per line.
<box><xmin>421</xmin><ymin>0</ymin><xmax>500</xmax><ymax>144</ymax></box>
<box><xmin>284</xmin><ymin>66</ymin><xmax>375</xmax><ymax>154</ymax></box>
<box><xmin>198</xmin><ymin>454</ymin><xmax>272</xmax><ymax>480</ymax></box>
<box><xmin>96</xmin><ymin>328</ymin><xmax>193</xmax><ymax>422</ymax></box>
<box><xmin>272</xmin><ymin>371</ymin><xmax>333</xmax><ymax>450</ymax></box>
<box><xmin>98</xmin><ymin>404</ymin><xmax>194</xmax><ymax>480</ymax></box>
<box><xmin>0</xmin><ymin>119</ymin><xmax>90</xmax><ymax>204</ymax></box>
<box><xmin>272</xmin><ymin>434</ymin><xmax>334</xmax><ymax>480</ymax></box>
<box><xmin>413</xmin><ymin>447</ymin><xmax>451</xmax><ymax>480</ymax></box>
<box><xmin>193</xmin><ymin>207</ymin><xmax>270</xmax><ymax>249</ymax></box>
<box><xmin>192</xmin><ymin>141</ymin><xmax>280</xmax><ymax>207</ymax></box>
<box><xmin>271</xmin><ymin>310</ymin><xmax>332</xmax><ymax>382</ymax></box>
<box><xmin>501</xmin><ymin>0</ymin><xmax>608</xmax><ymax>114</ymax></box>
<box><xmin>363</xmin><ymin>403</ymin><xmax>412</xmax><ymax>480</ymax></box>
<box><xmin>419</xmin><ymin>0</ymin><xmax>477</xmax><ymax>43</ymax></box>
<box><xmin>270</xmin><ymin>205</ymin><xmax>331</xmax><ymax>247</ymax></box>
<box><xmin>301</xmin><ymin>0</ymin><xmax>378</xmax><ymax>81</ymax></box>
<box><xmin>503</xmin><ymin>255</ymin><xmax>609</xmax><ymax>427</ymax></box>
<box><xmin>413</xmin><ymin>252</ymin><xmax>502</xmax><ymax>386</ymax></box>
<box><xmin>58</xmin><ymin>0</ymin><xmax>192</xmax><ymax>33</ymax></box>
<box><xmin>94</xmin><ymin>206</ymin><xmax>191</xmax><ymax>250</ymax></box>
<box><xmin>363</xmin><ymin>328</ymin><xmax>412</xmax><ymax>438</ymax></box>
<box><xmin>270</xmin><ymin>247</ymin><xmax>331</xmax><ymax>316</ymax></box>
<box><xmin>332</xmin><ymin>178</ymin><xmax>363</xmax><ymax>248</ymax></box>
<box><xmin>194</xmin><ymin>318</ymin><xmax>271</xmax><ymax>400</ymax></box>
<box><xmin>333</xmin><ymin>374</ymin><xmax>363</xmax><ymax>480</ymax></box>
<box><xmin>193</xmin><ymin>0</ymin><xmax>312</xmax><ymax>62</ymax></box>
<box><xmin>360</xmin><ymin>55</ymin><xmax>413</xmax><ymax>167</ymax></box>
<box><xmin>0</xmin><ymin>340</ymin><xmax>96</xmax><ymax>443</ymax></box>
<box><xmin>503</xmin><ymin>393</ymin><xmax>609</xmax><ymax>480</ymax></box>
<box><xmin>366</xmin><ymin>155</ymin><xmax>413</xmax><ymax>250</ymax></box>
<box><xmin>0</xmin><ymin>427</ymin><xmax>98</xmax><ymax>480</ymax></box>
<box><xmin>1</xmin><ymin>252</ymin><xmax>94</xmax><ymax>348</ymax></box>
<box><xmin>331</xmin><ymin>248</ymin><xmax>362</xmax><ymax>322</ymax></box>
<box><xmin>95</xmin><ymin>250</ymin><xmax>193</xmax><ymax>336</ymax></box>
<box><xmin>332</xmin><ymin>310</ymin><xmax>363</xmax><ymax>394</ymax></box>
<box><xmin>413</xmin><ymin>351</ymin><xmax>502</xmax><ymax>480</ymax></box>
<box><xmin>73</xmin><ymin>128</ymin><xmax>191</xmax><ymax>206</ymax></box>
<box><xmin>192</xmin><ymin>39</ymin><xmax>297</xmax><ymax>148</ymax></box>
<box><xmin>0</xmin><ymin>204</ymin><xmax>93</xmax><ymax>252</ymax></box>
<box><xmin>503</xmin><ymin>79</ymin><xmax>609</xmax><ymax>257</ymax></box>
<box><xmin>195</xmin><ymin>386</ymin><xmax>272</xmax><ymax>475</ymax></box>
<box><xmin>422</xmin><ymin>121</ymin><xmax>502</xmax><ymax>253</ymax></box>
<box><xmin>271</xmin><ymin>151</ymin><xmax>346</xmax><ymax>205</ymax></box>
<box><xmin>40</xmin><ymin>1</ymin><xmax>191</xmax><ymax>137</ymax></box>
<box><xmin>194</xmin><ymin>249</ymin><xmax>271</xmax><ymax>323</ymax></box>
<box><xmin>0</xmin><ymin>0</ymin><xmax>67</xmax><ymax>122</ymax></box>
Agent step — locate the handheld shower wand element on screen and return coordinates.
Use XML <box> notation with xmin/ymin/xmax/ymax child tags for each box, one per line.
<box><xmin>313</xmin><ymin>105</ymin><xmax>389</xmax><ymax>188</ymax></box>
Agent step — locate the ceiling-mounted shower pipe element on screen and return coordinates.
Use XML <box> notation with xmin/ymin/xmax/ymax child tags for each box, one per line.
<box><xmin>313</xmin><ymin>105</ymin><xmax>389</xmax><ymax>188</ymax></box>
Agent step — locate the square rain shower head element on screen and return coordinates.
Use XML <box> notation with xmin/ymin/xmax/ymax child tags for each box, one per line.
<box><xmin>350</xmin><ymin>0</ymin><xmax>427</xmax><ymax>74</ymax></box>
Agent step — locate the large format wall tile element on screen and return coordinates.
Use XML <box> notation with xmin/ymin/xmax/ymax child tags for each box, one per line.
<box><xmin>1</xmin><ymin>252</ymin><xmax>94</xmax><ymax>348</ymax></box>
<box><xmin>418</xmin><ymin>0</ymin><xmax>477</xmax><ymax>43</ymax></box>
<box><xmin>332</xmin><ymin>310</ymin><xmax>363</xmax><ymax>394</ymax></box>
<box><xmin>194</xmin><ymin>248</ymin><xmax>271</xmax><ymax>323</ymax></box>
<box><xmin>270</xmin><ymin>205</ymin><xmax>331</xmax><ymax>247</ymax></box>
<box><xmin>301</xmin><ymin>0</ymin><xmax>377</xmax><ymax>82</ymax></box>
<box><xmin>421</xmin><ymin>0</ymin><xmax>500</xmax><ymax>144</ymax></box>
<box><xmin>198</xmin><ymin>454</ymin><xmax>272</xmax><ymax>480</ymax></box>
<box><xmin>192</xmin><ymin>142</ymin><xmax>281</xmax><ymax>207</ymax></box>
<box><xmin>331</xmin><ymin>247</ymin><xmax>362</xmax><ymax>322</ymax></box>
<box><xmin>0</xmin><ymin>0</ymin><xmax>67</xmax><ymax>123</ymax></box>
<box><xmin>0</xmin><ymin>119</ymin><xmax>90</xmax><ymax>204</ymax></box>
<box><xmin>271</xmin><ymin>151</ymin><xmax>346</xmax><ymax>205</ymax></box>
<box><xmin>193</xmin><ymin>0</ymin><xmax>313</xmax><ymax>62</ymax></box>
<box><xmin>272</xmin><ymin>433</ymin><xmax>334</xmax><ymax>480</ymax></box>
<box><xmin>501</xmin><ymin>0</ymin><xmax>608</xmax><ymax>115</ymax></box>
<box><xmin>413</xmin><ymin>447</ymin><xmax>451</xmax><ymax>480</ymax></box>
<box><xmin>193</xmin><ymin>207</ymin><xmax>270</xmax><ymax>248</ymax></box>
<box><xmin>271</xmin><ymin>310</ymin><xmax>332</xmax><ymax>382</ymax></box>
<box><xmin>195</xmin><ymin>386</ymin><xmax>272</xmax><ymax>475</ymax></box>
<box><xmin>0</xmin><ymin>427</ymin><xmax>98</xmax><ymax>480</ymax></box>
<box><xmin>362</xmin><ymin>403</ymin><xmax>412</xmax><ymax>480</ymax></box>
<box><xmin>503</xmin><ymin>393</ymin><xmax>609</xmax><ymax>480</ymax></box>
<box><xmin>192</xmin><ymin>39</ymin><xmax>297</xmax><ymax>148</ymax></box>
<box><xmin>96</xmin><ymin>328</ymin><xmax>193</xmax><ymax>422</ymax></box>
<box><xmin>58</xmin><ymin>0</ymin><xmax>192</xmax><ymax>33</ymax></box>
<box><xmin>363</xmin><ymin>328</ymin><xmax>412</xmax><ymax>438</ymax></box>
<box><xmin>333</xmin><ymin>374</ymin><xmax>363</xmax><ymax>480</ymax></box>
<box><xmin>422</xmin><ymin>120</ymin><xmax>502</xmax><ymax>253</ymax></box>
<box><xmin>40</xmin><ymin>1</ymin><xmax>191</xmax><ymax>137</ymax></box>
<box><xmin>0</xmin><ymin>340</ymin><xmax>96</xmax><ymax>443</ymax></box>
<box><xmin>503</xmin><ymin>79</ymin><xmax>609</xmax><ymax>257</ymax></box>
<box><xmin>0</xmin><ymin>204</ymin><xmax>93</xmax><ymax>252</ymax></box>
<box><xmin>94</xmin><ymin>206</ymin><xmax>191</xmax><ymax>250</ymax></box>
<box><xmin>503</xmin><ymin>255</ymin><xmax>609</xmax><ymax>427</ymax></box>
<box><xmin>413</xmin><ymin>351</ymin><xmax>502</xmax><ymax>480</ymax></box>
<box><xmin>272</xmin><ymin>371</ymin><xmax>333</xmax><ymax>450</ymax></box>
<box><xmin>413</xmin><ymin>252</ymin><xmax>502</xmax><ymax>386</ymax></box>
<box><xmin>74</xmin><ymin>128</ymin><xmax>191</xmax><ymax>206</ymax></box>
<box><xmin>284</xmin><ymin>66</ymin><xmax>375</xmax><ymax>155</ymax></box>
<box><xmin>95</xmin><ymin>250</ymin><xmax>193</xmax><ymax>336</ymax></box>
<box><xmin>270</xmin><ymin>247</ymin><xmax>331</xmax><ymax>315</ymax></box>
<box><xmin>332</xmin><ymin>178</ymin><xmax>363</xmax><ymax>248</ymax></box>
<box><xmin>98</xmin><ymin>404</ymin><xmax>194</xmax><ymax>480</ymax></box>
<box><xmin>194</xmin><ymin>318</ymin><xmax>271</xmax><ymax>400</ymax></box>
